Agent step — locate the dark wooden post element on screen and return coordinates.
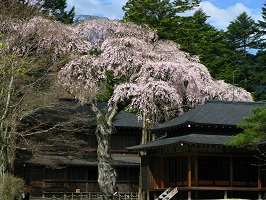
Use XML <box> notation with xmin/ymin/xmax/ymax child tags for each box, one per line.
<box><xmin>160</xmin><ymin>157</ymin><xmax>164</xmax><ymax>188</ymax></box>
<box><xmin>195</xmin><ymin>156</ymin><xmax>198</xmax><ymax>186</ymax></box>
<box><xmin>188</xmin><ymin>155</ymin><xmax>192</xmax><ymax>200</ymax></box>
<box><xmin>258</xmin><ymin>158</ymin><xmax>262</xmax><ymax>189</ymax></box>
<box><xmin>230</xmin><ymin>157</ymin><xmax>233</xmax><ymax>187</ymax></box>
<box><xmin>258</xmin><ymin>158</ymin><xmax>262</xmax><ymax>200</ymax></box>
<box><xmin>195</xmin><ymin>156</ymin><xmax>198</xmax><ymax>199</ymax></box>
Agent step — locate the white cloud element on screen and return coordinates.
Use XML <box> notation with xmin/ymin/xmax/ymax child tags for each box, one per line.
<box><xmin>67</xmin><ymin>0</ymin><xmax>127</xmax><ymax>19</ymax></box>
<box><xmin>66</xmin><ymin>0</ymin><xmax>263</xmax><ymax>30</ymax></box>
<box><xmin>200</xmin><ymin>1</ymin><xmax>263</xmax><ymax>30</ymax></box>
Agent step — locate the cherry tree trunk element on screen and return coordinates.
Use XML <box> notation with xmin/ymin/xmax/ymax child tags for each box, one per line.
<box><xmin>89</xmin><ymin>102</ymin><xmax>118</xmax><ymax>199</ymax></box>
<box><xmin>96</xmin><ymin>127</ymin><xmax>117</xmax><ymax>199</ymax></box>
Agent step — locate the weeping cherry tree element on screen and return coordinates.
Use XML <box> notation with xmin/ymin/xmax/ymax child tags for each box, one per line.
<box><xmin>58</xmin><ymin>18</ymin><xmax>253</xmax><ymax>198</ymax></box>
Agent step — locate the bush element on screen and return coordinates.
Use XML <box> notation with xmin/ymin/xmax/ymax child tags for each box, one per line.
<box><xmin>0</xmin><ymin>173</ymin><xmax>25</xmax><ymax>200</ymax></box>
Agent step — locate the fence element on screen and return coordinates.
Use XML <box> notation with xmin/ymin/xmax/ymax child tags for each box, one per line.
<box><xmin>31</xmin><ymin>192</ymin><xmax>138</xmax><ymax>200</ymax></box>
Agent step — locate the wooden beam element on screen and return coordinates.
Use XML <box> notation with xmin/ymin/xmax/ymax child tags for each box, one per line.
<box><xmin>152</xmin><ymin>186</ymin><xmax>262</xmax><ymax>192</ymax></box>
<box><xmin>169</xmin><ymin>186</ymin><xmax>260</xmax><ymax>191</ymax></box>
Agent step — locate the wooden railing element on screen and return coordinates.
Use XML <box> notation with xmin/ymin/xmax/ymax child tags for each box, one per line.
<box><xmin>31</xmin><ymin>192</ymin><xmax>138</xmax><ymax>200</ymax></box>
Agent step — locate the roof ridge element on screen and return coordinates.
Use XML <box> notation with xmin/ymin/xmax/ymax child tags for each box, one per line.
<box><xmin>206</xmin><ymin>99</ymin><xmax>264</xmax><ymax>105</ymax></box>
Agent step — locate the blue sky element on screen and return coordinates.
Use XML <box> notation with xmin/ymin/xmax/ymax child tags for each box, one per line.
<box><xmin>66</xmin><ymin>0</ymin><xmax>265</xmax><ymax>30</ymax></box>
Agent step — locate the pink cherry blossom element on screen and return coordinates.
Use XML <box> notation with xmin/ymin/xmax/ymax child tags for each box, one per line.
<box><xmin>1</xmin><ymin>16</ymin><xmax>252</xmax><ymax>196</ymax></box>
<box><xmin>58</xmin><ymin>18</ymin><xmax>252</xmax><ymax>121</ymax></box>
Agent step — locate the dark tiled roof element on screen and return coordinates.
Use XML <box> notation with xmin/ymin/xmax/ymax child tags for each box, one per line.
<box><xmin>154</xmin><ymin>100</ymin><xmax>265</xmax><ymax>130</ymax></box>
<box><xmin>21</xmin><ymin>98</ymin><xmax>142</xmax><ymax>129</ymax></box>
<box><xmin>25</xmin><ymin>153</ymin><xmax>140</xmax><ymax>167</ymax></box>
<box><xmin>127</xmin><ymin>133</ymin><xmax>233</xmax><ymax>150</ymax></box>
<box><xmin>112</xmin><ymin>154</ymin><xmax>140</xmax><ymax>166</ymax></box>
<box><xmin>114</xmin><ymin>110</ymin><xmax>142</xmax><ymax>128</ymax></box>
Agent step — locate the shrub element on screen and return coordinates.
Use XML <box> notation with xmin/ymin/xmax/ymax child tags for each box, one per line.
<box><xmin>0</xmin><ymin>173</ymin><xmax>25</xmax><ymax>200</ymax></box>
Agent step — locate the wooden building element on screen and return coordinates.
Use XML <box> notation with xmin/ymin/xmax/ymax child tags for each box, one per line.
<box><xmin>128</xmin><ymin>100</ymin><xmax>266</xmax><ymax>200</ymax></box>
<box><xmin>15</xmin><ymin>99</ymin><xmax>142</xmax><ymax>198</ymax></box>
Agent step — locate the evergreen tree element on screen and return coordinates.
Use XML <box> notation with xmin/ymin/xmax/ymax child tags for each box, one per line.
<box><xmin>257</xmin><ymin>3</ymin><xmax>266</xmax><ymax>49</ymax></box>
<box><xmin>174</xmin><ymin>9</ymin><xmax>221</xmax><ymax>57</ymax></box>
<box><xmin>226</xmin><ymin>12</ymin><xmax>258</xmax><ymax>54</ymax></box>
<box><xmin>253</xmin><ymin>3</ymin><xmax>266</xmax><ymax>101</ymax></box>
<box><xmin>224</xmin><ymin>12</ymin><xmax>258</xmax><ymax>92</ymax></box>
<box><xmin>122</xmin><ymin>1</ymin><xmax>263</xmax><ymax>99</ymax></box>
<box><xmin>253</xmin><ymin>50</ymin><xmax>266</xmax><ymax>101</ymax></box>
<box><xmin>40</xmin><ymin>0</ymin><xmax>75</xmax><ymax>24</ymax></box>
<box><xmin>228</xmin><ymin>105</ymin><xmax>266</xmax><ymax>148</ymax></box>
<box><xmin>122</xmin><ymin>0</ymin><xmax>201</xmax><ymax>39</ymax></box>
<box><xmin>173</xmin><ymin>9</ymin><xmax>234</xmax><ymax>84</ymax></box>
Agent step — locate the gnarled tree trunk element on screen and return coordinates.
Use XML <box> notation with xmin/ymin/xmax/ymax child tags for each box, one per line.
<box><xmin>90</xmin><ymin>102</ymin><xmax>118</xmax><ymax>199</ymax></box>
<box><xmin>96</xmin><ymin>126</ymin><xmax>117</xmax><ymax>198</ymax></box>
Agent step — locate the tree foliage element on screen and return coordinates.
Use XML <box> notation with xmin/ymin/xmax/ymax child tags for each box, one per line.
<box><xmin>252</xmin><ymin>4</ymin><xmax>266</xmax><ymax>100</ymax></box>
<box><xmin>122</xmin><ymin>0</ymin><xmax>201</xmax><ymax>39</ymax></box>
<box><xmin>39</xmin><ymin>0</ymin><xmax>75</xmax><ymax>24</ymax></box>
<box><xmin>0</xmin><ymin>173</ymin><xmax>25</xmax><ymax>200</ymax></box>
<box><xmin>226</xmin><ymin>12</ymin><xmax>258</xmax><ymax>54</ymax></box>
<box><xmin>257</xmin><ymin>3</ymin><xmax>266</xmax><ymax>49</ymax></box>
<box><xmin>174</xmin><ymin>9</ymin><xmax>226</xmax><ymax>69</ymax></box>
<box><xmin>122</xmin><ymin>1</ymin><xmax>266</xmax><ymax>100</ymax></box>
<box><xmin>225</xmin><ymin>12</ymin><xmax>264</xmax><ymax>95</ymax></box>
<box><xmin>227</xmin><ymin>105</ymin><xmax>266</xmax><ymax>149</ymax></box>
<box><xmin>0</xmin><ymin>0</ymin><xmax>39</xmax><ymax>20</ymax></box>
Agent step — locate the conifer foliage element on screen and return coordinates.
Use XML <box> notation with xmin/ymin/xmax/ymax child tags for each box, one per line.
<box><xmin>40</xmin><ymin>0</ymin><xmax>75</xmax><ymax>24</ymax></box>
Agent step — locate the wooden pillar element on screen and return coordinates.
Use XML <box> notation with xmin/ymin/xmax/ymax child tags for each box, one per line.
<box><xmin>258</xmin><ymin>158</ymin><xmax>262</xmax><ymax>189</ymax></box>
<box><xmin>160</xmin><ymin>157</ymin><xmax>164</xmax><ymax>188</ymax></box>
<box><xmin>230</xmin><ymin>157</ymin><xmax>233</xmax><ymax>187</ymax></box>
<box><xmin>42</xmin><ymin>167</ymin><xmax>45</xmax><ymax>197</ymax></box>
<box><xmin>188</xmin><ymin>155</ymin><xmax>192</xmax><ymax>200</ymax></box>
<box><xmin>195</xmin><ymin>156</ymin><xmax>198</xmax><ymax>186</ymax></box>
<box><xmin>195</xmin><ymin>156</ymin><xmax>198</xmax><ymax>198</ymax></box>
<box><xmin>258</xmin><ymin>158</ymin><xmax>262</xmax><ymax>200</ymax></box>
<box><xmin>188</xmin><ymin>156</ymin><xmax>191</xmax><ymax>187</ymax></box>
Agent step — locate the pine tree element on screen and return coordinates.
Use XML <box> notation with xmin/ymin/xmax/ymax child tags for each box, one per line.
<box><xmin>252</xmin><ymin>3</ymin><xmax>266</xmax><ymax>101</ymax></box>
<box><xmin>122</xmin><ymin>0</ymin><xmax>200</xmax><ymax>39</ymax></box>
<box><xmin>224</xmin><ymin>12</ymin><xmax>258</xmax><ymax>91</ymax></box>
<box><xmin>253</xmin><ymin>50</ymin><xmax>266</xmax><ymax>100</ymax></box>
<box><xmin>257</xmin><ymin>3</ymin><xmax>266</xmax><ymax>49</ymax></box>
<box><xmin>226</xmin><ymin>12</ymin><xmax>258</xmax><ymax>53</ymax></box>
<box><xmin>40</xmin><ymin>0</ymin><xmax>75</xmax><ymax>24</ymax></box>
<box><xmin>228</xmin><ymin>105</ymin><xmax>266</xmax><ymax>148</ymax></box>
